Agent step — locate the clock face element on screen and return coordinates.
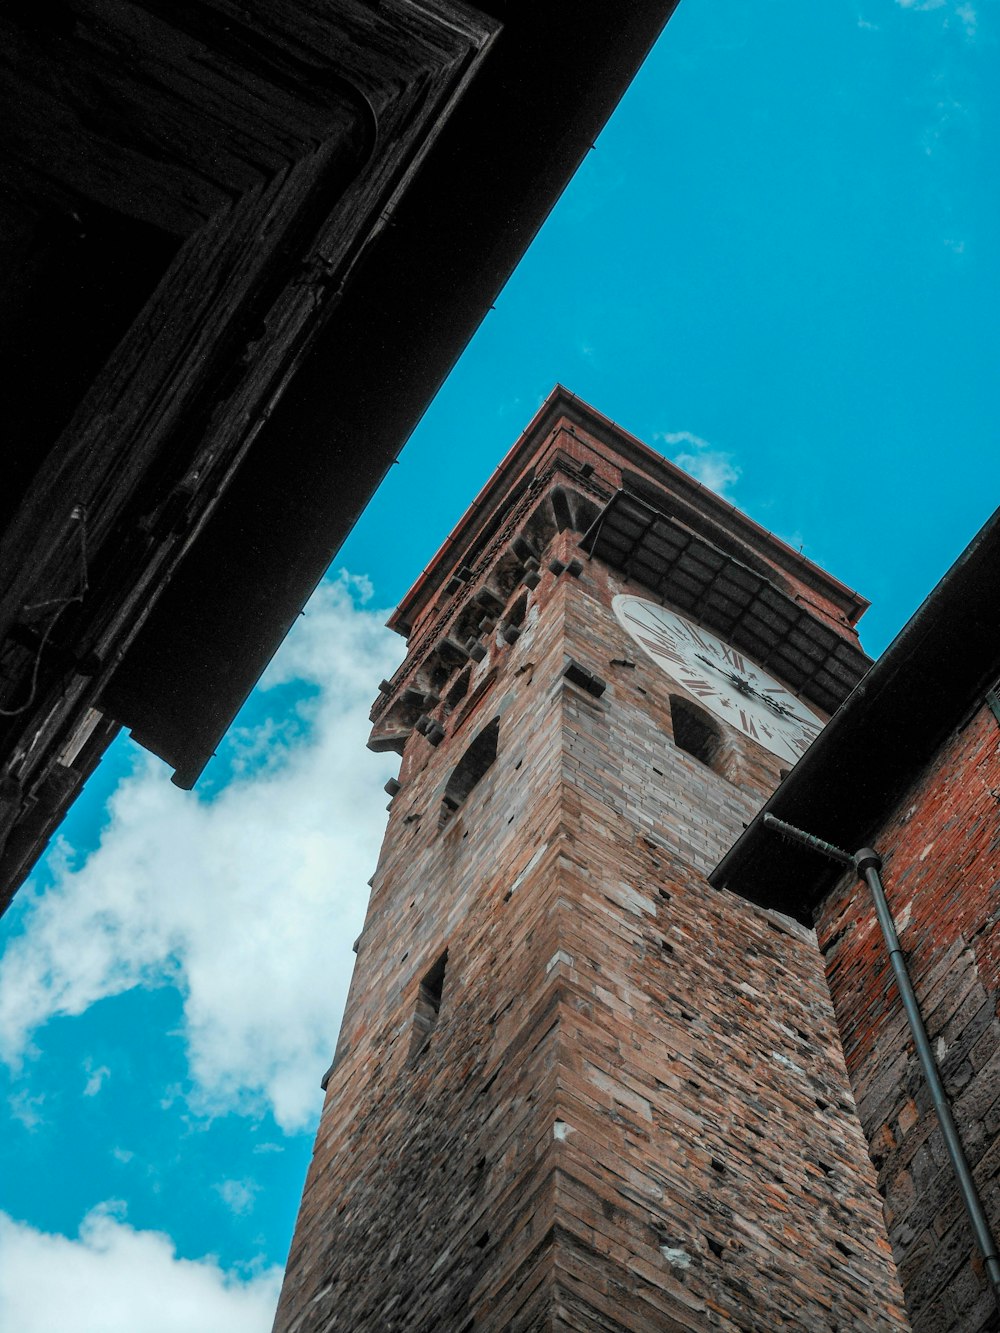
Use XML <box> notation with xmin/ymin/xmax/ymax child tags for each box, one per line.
<box><xmin>612</xmin><ymin>594</ymin><xmax>824</xmax><ymax>766</ymax></box>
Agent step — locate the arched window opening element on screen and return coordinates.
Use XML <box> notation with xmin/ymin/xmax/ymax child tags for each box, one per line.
<box><xmin>441</xmin><ymin>717</ymin><xmax>499</xmax><ymax>823</ymax></box>
<box><xmin>670</xmin><ymin>695</ymin><xmax>725</xmax><ymax>774</ymax></box>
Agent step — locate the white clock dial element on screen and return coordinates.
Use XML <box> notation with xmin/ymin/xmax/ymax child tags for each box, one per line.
<box><xmin>612</xmin><ymin>594</ymin><xmax>824</xmax><ymax>766</ymax></box>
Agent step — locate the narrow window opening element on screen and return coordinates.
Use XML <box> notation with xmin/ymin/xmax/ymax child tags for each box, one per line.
<box><xmin>409</xmin><ymin>949</ymin><xmax>448</xmax><ymax>1059</ymax></box>
<box><xmin>506</xmin><ymin>593</ymin><xmax>528</xmax><ymax>630</ymax></box>
<box><xmin>440</xmin><ymin>717</ymin><xmax>499</xmax><ymax>823</ymax></box>
<box><xmin>500</xmin><ymin>593</ymin><xmax>528</xmax><ymax>645</ymax></box>
<box><xmin>670</xmin><ymin>695</ymin><xmax>724</xmax><ymax>773</ymax></box>
<box><xmin>445</xmin><ymin>666</ymin><xmax>471</xmax><ymax>714</ymax></box>
<box><xmin>450</xmin><ymin>668</ymin><xmax>497</xmax><ymax>736</ymax></box>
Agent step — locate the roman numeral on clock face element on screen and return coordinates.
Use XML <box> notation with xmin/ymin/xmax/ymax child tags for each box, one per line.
<box><xmin>678</xmin><ymin>623</ymin><xmax>712</xmax><ymax>652</ymax></box>
<box><xmin>720</xmin><ymin>645</ymin><xmax>748</xmax><ymax>674</ymax></box>
<box><xmin>637</xmin><ymin>633</ymin><xmax>685</xmax><ymax>667</ymax></box>
<box><xmin>738</xmin><ymin>708</ymin><xmax>760</xmax><ymax>740</ymax></box>
<box><xmin>678</xmin><ymin>675</ymin><xmax>717</xmax><ymax>699</ymax></box>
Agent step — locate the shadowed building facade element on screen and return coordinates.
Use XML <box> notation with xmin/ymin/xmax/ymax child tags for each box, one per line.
<box><xmin>274</xmin><ymin>389</ymin><xmax>911</xmax><ymax>1331</ymax></box>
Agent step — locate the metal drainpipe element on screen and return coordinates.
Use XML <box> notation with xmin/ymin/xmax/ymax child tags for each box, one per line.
<box><xmin>762</xmin><ymin>813</ymin><xmax>1000</xmax><ymax>1311</ymax></box>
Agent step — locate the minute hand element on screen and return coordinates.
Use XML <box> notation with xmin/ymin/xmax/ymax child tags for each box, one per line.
<box><xmin>695</xmin><ymin>654</ymin><xmax>794</xmax><ymax>717</ymax></box>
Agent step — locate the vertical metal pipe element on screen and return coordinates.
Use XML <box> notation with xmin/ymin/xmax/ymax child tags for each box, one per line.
<box><xmin>855</xmin><ymin>849</ymin><xmax>1000</xmax><ymax>1309</ymax></box>
<box><xmin>760</xmin><ymin>814</ymin><xmax>1000</xmax><ymax>1309</ymax></box>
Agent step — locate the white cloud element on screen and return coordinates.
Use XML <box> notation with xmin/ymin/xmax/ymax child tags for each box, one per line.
<box><xmin>215</xmin><ymin>1178</ymin><xmax>259</xmax><ymax>1216</ymax></box>
<box><xmin>0</xmin><ymin>572</ymin><xmax>403</xmax><ymax>1131</ymax></box>
<box><xmin>0</xmin><ymin>1206</ymin><xmax>281</xmax><ymax>1333</ymax></box>
<box><xmin>8</xmin><ymin>1089</ymin><xmax>44</xmax><ymax>1131</ymax></box>
<box><xmin>83</xmin><ymin>1062</ymin><xmax>110</xmax><ymax>1097</ymax></box>
<box><xmin>894</xmin><ymin>0</ymin><xmax>977</xmax><ymax>36</ymax></box>
<box><xmin>656</xmin><ymin>430</ymin><xmax>741</xmax><ymax>498</ymax></box>
<box><xmin>956</xmin><ymin>2</ymin><xmax>977</xmax><ymax>33</ymax></box>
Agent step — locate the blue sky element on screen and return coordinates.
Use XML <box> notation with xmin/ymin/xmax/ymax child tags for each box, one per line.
<box><xmin>1</xmin><ymin>1</ymin><xmax>996</xmax><ymax>1327</ymax></box>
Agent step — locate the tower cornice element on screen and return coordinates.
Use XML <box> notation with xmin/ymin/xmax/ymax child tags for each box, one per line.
<box><xmin>389</xmin><ymin>386</ymin><xmax>869</xmax><ymax>639</ymax></box>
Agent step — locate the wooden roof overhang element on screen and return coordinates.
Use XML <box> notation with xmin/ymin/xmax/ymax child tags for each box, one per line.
<box><xmin>583</xmin><ymin>490</ymin><xmax>872</xmax><ymax>718</ymax></box>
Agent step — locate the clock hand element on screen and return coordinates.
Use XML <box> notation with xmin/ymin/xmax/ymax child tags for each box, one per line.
<box><xmin>760</xmin><ymin>695</ymin><xmax>795</xmax><ymax>718</ymax></box>
<box><xmin>695</xmin><ymin>654</ymin><xmax>795</xmax><ymax>718</ymax></box>
<box><xmin>695</xmin><ymin>653</ymin><xmax>756</xmax><ymax>696</ymax></box>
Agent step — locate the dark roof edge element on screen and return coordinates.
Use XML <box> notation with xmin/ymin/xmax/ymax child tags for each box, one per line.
<box><xmin>709</xmin><ymin>503</ymin><xmax>1000</xmax><ymax>917</ymax></box>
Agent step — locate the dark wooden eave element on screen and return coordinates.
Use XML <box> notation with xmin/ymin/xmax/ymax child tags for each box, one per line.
<box><xmin>582</xmin><ymin>490</ymin><xmax>871</xmax><ymax>718</ymax></box>
<box><xmin>709</xmin><ymin>505</ymin><xmax>1000</xmax><ymax>923</ymax></box>
<box><xmin>94</xmin><ymin>0</ymin><xmax>680</xmax><ymax>789</ymax></box>
<box><xmin>0</xmin><ymin>0</ymin><xmax>679</xmax><ymax>910</ymax></box>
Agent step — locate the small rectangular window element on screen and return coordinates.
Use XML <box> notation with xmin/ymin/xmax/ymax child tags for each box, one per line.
<box><xmin>409</xmin><ymin>949</ymin><xmax>448</xmax><ymax>1059</ymax></box>
<box><xmin>670</xmin><ymin>694</ymin><xmax>723</xmax><ymax>770</ymax></box>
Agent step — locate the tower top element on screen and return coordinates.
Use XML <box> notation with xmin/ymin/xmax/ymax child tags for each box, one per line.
<box><xmin>390</xmin><ymin>385</ymin><xmax>869</xmax><ymax>640</ymax></box>
<box><xmin>372</xmin><ymin>389</ymin><xmax>871</xmax><ymax>758</ymax></box>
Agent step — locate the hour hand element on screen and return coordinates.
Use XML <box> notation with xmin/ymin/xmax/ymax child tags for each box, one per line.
<box><xmin>696</xmin><ymin>653</ymin><xmax>752</xmax><ymax>694</ymax></box>
<box><xmin>763</xmin><ymin>696</ymin><xmax>793</xmax><ymax>718</ymax></box>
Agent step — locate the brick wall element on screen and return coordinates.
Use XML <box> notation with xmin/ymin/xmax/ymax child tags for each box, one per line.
<box><xmin>816</xmin><ymin>703</ymin><xmax>1000</xmax><ymax>1332</ymax></box>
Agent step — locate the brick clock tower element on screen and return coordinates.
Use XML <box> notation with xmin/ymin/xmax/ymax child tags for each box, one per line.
<box><xmin>274</xmin><ymin>389</ymin><xmax>910</xmax><ymax>1331</ymax></box>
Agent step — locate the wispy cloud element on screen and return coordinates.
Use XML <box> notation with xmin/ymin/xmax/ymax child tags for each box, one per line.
<box><xmin>83</xmin><ymin>1062</ymin><xmax>110</xmax><ymax>1098</ymax></box>
<box><xmin>894</xmin><ymin>0</ymin><xmax>977</xmax><ymax>37</ymax></box>
<box><xmin>215</xmin><ymin>1179</ymin><xmax>259</xmax><ymax>1217</ymax></box>
<box><xmin>8</xmin><ymin>1089</ymin><xmax>44</xmax><ymax>1131</ymax></box>
<box><xmin>0</xmin><ymin>1205</ymin><xmax>281</xmax><ymax>1333</ymax></box>
<box><xmin>956</xmin><ymin>2</ymin><xmax>977</xmax><ymax>34</ymax></box>
<box><xmin>0</xmin><ymin>572</ymin><xmax>403</xmax><ymax>1132</ymax></box>
<box><xmin>656</xmin><ymin>431</ymin><xmax>741</xmax><ymax>499</ymax></box>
